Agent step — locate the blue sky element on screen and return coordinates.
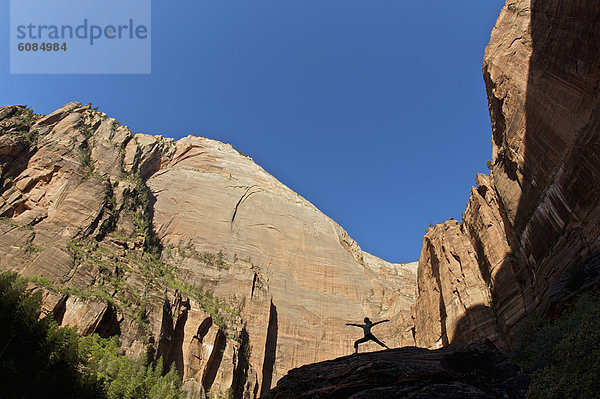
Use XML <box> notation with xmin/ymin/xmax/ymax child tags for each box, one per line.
<box><xmin>1</xmin><ymin>0</ymin><xmax>504</xmax><ymax>263</ymax></box>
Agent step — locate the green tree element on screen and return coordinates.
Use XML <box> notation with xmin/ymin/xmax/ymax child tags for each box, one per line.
<box><xmin>0</xmin><ymin>271</ymin><xmax>103</xmax><ymax>398</ymax></box>
<box><xmin>0</xmin><ymin>271</ymin><xmax>185</xmax><ymax>398</ymax></box>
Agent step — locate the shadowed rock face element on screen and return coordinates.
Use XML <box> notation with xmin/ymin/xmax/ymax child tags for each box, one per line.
<box><xmin>414</xmin><ymin>0</ymin><xmax>600</xmax><ymax>349</ymax></box>
<box><xmin>0</xmin><ymin>102</ymin><xmax>417</xmax><ymax>397</ymax></box>
<box><xmin>263</xmin><ymin>339</ymin><xmax>529</xmax><ymax>399</ymax></box>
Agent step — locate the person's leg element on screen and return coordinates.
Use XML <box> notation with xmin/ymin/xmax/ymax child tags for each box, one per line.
<box><xmin>354</xmin><ymin>336</ymin><xmax>369</xmax><ymax>353</ymax></box>
<box><xmin>369</xmin><ymin>335</ymin><xmax>389</xmax><ymax>349</ymax></box>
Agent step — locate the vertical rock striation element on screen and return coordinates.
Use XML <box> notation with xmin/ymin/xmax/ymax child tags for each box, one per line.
<box><xmin>414</xmin><ymin>0</ymin><xmax>600</xmax><ymax>348</ymax></box>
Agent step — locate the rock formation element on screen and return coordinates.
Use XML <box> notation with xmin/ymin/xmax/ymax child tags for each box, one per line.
<box><xmin>0</xmin><ymin>102</ymin><xmax>418</xmax><ymax>398</ymax></box>
<box><xmin>414</xmin><ymin>0</ymin><xmax>600</xmax><ymax>349</ymax></box>
<box><xmin>3</xmin><ymin>0</ymin><xmax>599</xmax><ymax>396</ymax></box>
<box><xmin>264</xmin><ymin>339</ymin><xmax>529</xmax><ymax>399</ymax></box>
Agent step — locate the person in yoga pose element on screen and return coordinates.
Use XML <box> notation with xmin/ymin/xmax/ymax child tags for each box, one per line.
<box><xmin>345</xmin><ymin>317</ymin><xmax>390</xmax><ymax>353</ymax></box>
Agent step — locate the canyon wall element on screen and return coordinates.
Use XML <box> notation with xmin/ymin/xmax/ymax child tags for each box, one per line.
<box><xmin>0</xmin><ymin>102</ymin><xmax>417</xmax><ymax>398</ymax></box>
<box><xmin>414</xmin><ymin>0</ymin><xmax>600</xmax><ymax>349</ymax></box>
<box><xmin>3</xmin><ymin>0</ymin><xmax>599</xmax><ymax>396</ymax></box>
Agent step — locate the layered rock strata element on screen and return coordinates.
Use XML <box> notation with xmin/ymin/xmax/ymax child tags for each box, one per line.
<box><xmin>0</xmin><ymin>102</ymin><xmax>418</xmax><ymax>398</ymax></box>
<box><xmin>414</xmin><ymin>0</ymin><xmax>600</xmax><ymax>349</ymax></box>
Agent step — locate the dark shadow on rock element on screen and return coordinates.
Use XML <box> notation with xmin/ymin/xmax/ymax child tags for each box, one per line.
<box><xmin>51</xmin><ymin>294</ymin><xmax>68</xmax><ymax>325</ymax></box>
<box><xmin>197</xmin><ymin>316</ymin><xmax>212</xmax><ymax>340</ymax></box>
<box><xmin>0</xmin><ymin>107</ymin><xmax>39</xmax><ymax>215</ymax></box>
<box><xmin>524</xmin><ymin>1</ymin><xmax>599</xmax><ymax>295</ymax></box>
<box><xmin>184</xmin><ymin>317</ymin><xmax>212</xmax><ymax>384</ymax></box>
<box><xmin>429</xmin><ymin>245</ymin><xmax>449</xmax><ymax>347</ymax></box>
<box><xmin>507</xmin><ymin>0</ymin><xmax>600</xmax><ymax>326</ymax></box>
<box><xmin>157</xmin><ymin>295</ymin><xmax>174</xmax><ymax>363</ymax></box>
<box><xmin>143</xmin><ymin>179</ymin><xmax>163</xmax><ymax>256</ymax></box>
<box><xmin>84</xmin><ymin>303</ymin><xmax>121</xmax><ymax>338</ymax></box>
<box><xmin>168</xmin><ymin>301</ymin><xmax>189</xmax><ymax>379</ymax></box>
<box><xmin>450</xmin><ymin>304</ymin><xmax>498</xmax><ymax>345</ymax></box>
<box><xmin>260</xmin><ymin>300</ymin><xmax>278</xmax><ymax>396</ymax></box>
<box><xmin>202</xmin><ymin>329</ymin><xmax>227</xmax><ymax>392</ymax></box>
<box><xmin>232</xmin><ymin>327</ymin><xmax>250</xmax><ymax>399</ymax></box>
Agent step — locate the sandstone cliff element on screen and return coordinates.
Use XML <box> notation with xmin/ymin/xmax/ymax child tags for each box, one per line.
<box><xmin>414</xmin><ymin>0</ymin><xmax>600</xmax><ymax>349</ymax></box>
<box><xmin>0</xmin><ymin>102</ymin><xmax>417</xmax><ymax>398</ymax></box>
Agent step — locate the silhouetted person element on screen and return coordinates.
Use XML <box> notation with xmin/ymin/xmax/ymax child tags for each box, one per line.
<box><xmin>346</xmin><ymin>317</ymin><xmax>390</xmax><ymax>353</ymax></box>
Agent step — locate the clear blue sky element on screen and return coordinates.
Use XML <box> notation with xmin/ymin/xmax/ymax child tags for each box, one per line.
<box><xmin>1</xmin><ymin>0</ymin><xmax>504</xmax><ymax>263</ymax></box>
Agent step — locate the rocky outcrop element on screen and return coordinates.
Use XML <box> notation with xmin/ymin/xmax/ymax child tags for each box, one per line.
<box><xmin>0</xmin><ymin>102</ymin><xmax>418</xmax><ymax>398</ymax></box>
<box><xmin>414</xmin><ymin>219</ymin><xmax>500</xmax><ymax>349</ymax></box>
<box><xmin>414</xmin><ymin>0</ymin><xmax>600</xmax><ymax>349</ymax></box>
<box><xmin>264</xmin><ymin>339</ymin><xmax>529</xmax><ymax>399</ymax></box>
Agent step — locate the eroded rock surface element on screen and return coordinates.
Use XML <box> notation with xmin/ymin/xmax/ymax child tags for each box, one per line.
<box><xmin>414</xmin><ymin>0</ymin><xmax>600</xmax><ymax>349</ymax></box>
<box><xmin>0</xmin><ymin>102</ymin><xmax>418</xmax><ymax>398</ymax></box>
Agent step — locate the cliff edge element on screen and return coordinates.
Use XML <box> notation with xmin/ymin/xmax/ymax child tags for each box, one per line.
<box><xmin>414</xmin><ymin>0</ymin><xmax>600</xmax><ymax>349</ymax></box>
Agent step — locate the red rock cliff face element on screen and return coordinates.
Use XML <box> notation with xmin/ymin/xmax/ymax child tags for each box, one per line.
<box><xmin>0</xmin><ymin>102</ymin><xmax>417</xmax><ymax>398</ymax></box>
<box><xmin>415</xmin><ymin>0</ymin><xmax>600</xmax><ymax>349</ymax></box>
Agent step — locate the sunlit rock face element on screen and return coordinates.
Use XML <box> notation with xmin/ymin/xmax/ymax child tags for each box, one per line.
<box><xmin>414</xmin><ymin>0</ymin><xmax>600</xmax><ymax>349</ymax></box>
<box><xmin>144</xmin><ymin>131</ymin><xmax>419</xmax><ymax>391</ymax></box>
<box><xmin>0</xmin><ymin>102</ymin><xmax>417</xmax><ymax>397</ymax></box>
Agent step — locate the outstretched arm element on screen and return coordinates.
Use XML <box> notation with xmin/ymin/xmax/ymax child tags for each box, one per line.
<box><xmin>345</xmin><ymin>323</ymin><xmax>360</xmax><ymax>327</ymax></box>
<box><xmin>373</xmin><ymin>319</ymin><xmax>390</xmax><ymax>326</ymax></box>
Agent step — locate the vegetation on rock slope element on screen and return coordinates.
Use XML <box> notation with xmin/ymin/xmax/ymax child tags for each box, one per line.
<box><xmin>0</xmin><ymin>271</ymin><xmax>184</xmax><ymax>399</ymax></box>
<box><xmin>511</xmin><ymin>277</ymin><xmax>600</xmax><ymax>398</ymax></box>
